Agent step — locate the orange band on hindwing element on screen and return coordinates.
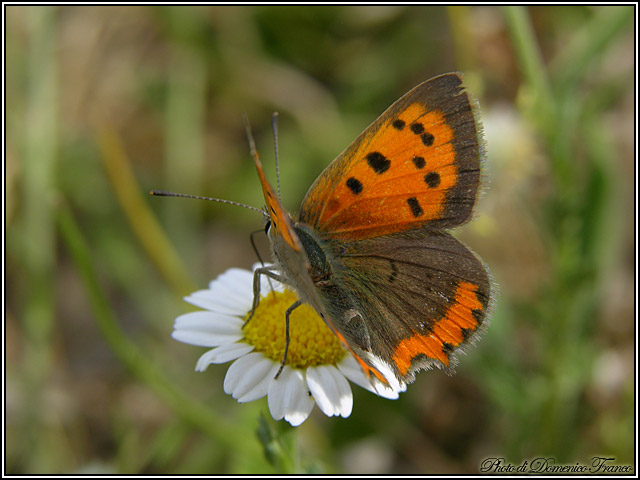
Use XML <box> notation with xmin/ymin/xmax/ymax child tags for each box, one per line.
<box><xmin>392</xmin><ymin>281</ymin><xmax>484</xmax><ymax>376</ymax></box>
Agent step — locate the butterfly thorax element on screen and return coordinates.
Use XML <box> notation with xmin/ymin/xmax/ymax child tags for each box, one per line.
<box><xmin>268</xmin><ymin>222</ymin><xmax>336</xmax><ymax>303</ymax></box>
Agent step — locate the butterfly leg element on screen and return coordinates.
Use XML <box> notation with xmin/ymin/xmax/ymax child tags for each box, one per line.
<box><xmin>244</xmin><ymin>266</ymin><xmax>287</xmax><ymax>328</ymax></box>
<box><xmin>275</xmin><ymin>300</ymin><xmax>302</xmax><ymax>379</ymax></box>
<box><xmin>249</xmin><ymin>230</ymin><xmax>276</xmax><ymax>294</ymax></box>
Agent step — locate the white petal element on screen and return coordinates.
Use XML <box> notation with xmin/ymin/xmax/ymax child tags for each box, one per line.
<box><xmin>223</xmin><ymin>352</ymin><xmax>262</xmax><ymax>397</ymax></box>
<box><xmin>174</xmin><ymin>311</ymin><xmax>243</xmax><ymax>332</ymax></box>
<box><xmin>189</xmin><ymin>284</ymin><xmax>250</xmax><ymax>313</ymax></box>
<box><xmin>184</xmin><ymin>289</ymin><xmax>251</xmax><ymax>316</ymax></box>
<box><xmin>185</xmin><ymin>266</ymin><xmax>287</xmax><ymax>316</ymax></box>
<box><xmin>172</xmin><ymin>312</ymin><xmax>243</xmax><ymax>346</ymax></box>
<box><xmin>208</xmin><ymin>274</ymin><xmax>255</xmax><ymax>305</ymax></box>
<box><xmin>195</xmin><ymin>343</ymin><xmax>254</xmax><ymax>371</ymax></box>
<box><xmin>267</xmin><ymin>367</ymin><xmax>314</xmax><ymax>427</ymax></box>
<box><xmin>212</xmin><ymin>268</ymin><xmax>253</xmax><ymax>292</ymax></box>
<box><xmin>306</xmin><ymin>365</ymin><xmax>353</xmax><ymax>418</ymax></box>
<box><xmin>223</xmin><ymin>352</ymin><xmax>280</xmax><ymax>402</ymax></box>
<box><xmin>171</xmin><ymin>330</ymin><xmax>243</xmax><ymax>348</ymax></box>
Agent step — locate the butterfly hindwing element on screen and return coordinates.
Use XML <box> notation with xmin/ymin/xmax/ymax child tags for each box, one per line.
<box><xmin>314</xmin><ymin>229</ymin><xmax>491</xmax><ymax>383</ymax></box>
<box><xmin>298</xmin><ymin>73</ymin><xmax>482</xmax><ymax>240</ymax></box>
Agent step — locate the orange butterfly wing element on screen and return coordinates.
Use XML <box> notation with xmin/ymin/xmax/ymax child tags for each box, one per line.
<box><xmin>298</xmin><ymin>73</ymin><xmax>482</xmax><ymax>239</ymax></box>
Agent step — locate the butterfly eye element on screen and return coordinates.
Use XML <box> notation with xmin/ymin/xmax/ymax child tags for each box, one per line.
<box><xmin>264</xmin><ymin>220</ymin><xmax>271</xmax><ymax>235</ymax></box>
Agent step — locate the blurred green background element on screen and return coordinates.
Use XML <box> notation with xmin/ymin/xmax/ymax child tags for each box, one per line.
<box><xmin>6</xmin><ymin>5</ymin><xmax>635</xmax><ymax>474</ymax></box>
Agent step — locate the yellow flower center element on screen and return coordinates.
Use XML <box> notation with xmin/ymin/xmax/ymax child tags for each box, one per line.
<box><xmin>243</xmin><ymin>289</ymin><xmax>345</xmax><ymax>369</ymax></box>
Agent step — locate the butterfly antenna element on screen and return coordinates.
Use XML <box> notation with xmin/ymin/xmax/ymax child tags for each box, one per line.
<box><xmin>150</xmin><ymin>190</ymin><xmax>268</xmax><ymax>219</ymax></box>
<box><xmin>242</xmin><ymin>112</ymin><xmax>259</xmax><ymax>162</ymax></box>
<box><xmin>272</xmin><ymin>112</ymin><xmax>282</xmax><ymax>202</ymax></box>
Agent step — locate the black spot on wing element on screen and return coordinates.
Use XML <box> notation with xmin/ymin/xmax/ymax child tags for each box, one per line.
<box><xmin>407</xmin><ymin>197</ymin><xmax>423</xmax><ymax>217</ymax></box>
<box><xmin>346</xmin><ymin>177</ymin><xmax>363</xmax><ymax>194</ymax></box>
<box><xmin>424</xmin><ymin>172</ymin><xmax>440</xmax><ymax>188</ymax></box>
<box><xmin>410</xmin><ymin>122</ymin><xmax>424</xmax><ymax>134</ymax></box>
<box><xmin>421</xmin><ymin>132</ymin><xmax>435</xmax><ymax>147</ymax></box>
<box><xmin>366</xmin><ymin>152</ymin><xmax>390</xmax><ymax>174</ymax></box>
<box><xmin>412</xmin><ymin>156</ymin><xmax>425</xmax><ymax>169</ymax></box>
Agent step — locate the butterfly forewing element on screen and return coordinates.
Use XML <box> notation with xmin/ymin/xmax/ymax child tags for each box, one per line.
<box><xmin>298</xmin><ymin>73</ymin><xmax>482</xmax><ymax>240</ymax></box>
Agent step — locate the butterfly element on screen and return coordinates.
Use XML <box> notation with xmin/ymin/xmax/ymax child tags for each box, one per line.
<box><xmin>250</xmin><ymin>73</ymin><xmax>490</xmax><ymax>396</ymax></box>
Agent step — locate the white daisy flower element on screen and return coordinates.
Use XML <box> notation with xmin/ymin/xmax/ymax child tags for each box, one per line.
<box><xmin>172</xmin><ymin>265</ymin><xmax>400</xmax><ymax>427</ymax></box>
